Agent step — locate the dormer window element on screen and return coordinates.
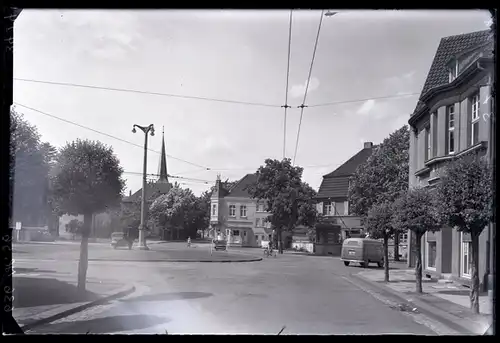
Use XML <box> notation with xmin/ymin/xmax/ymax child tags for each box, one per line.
<box><xmin>449</xmin><ymin>60</ymin><xmax>458</xmax><ymax>82</ymax></box>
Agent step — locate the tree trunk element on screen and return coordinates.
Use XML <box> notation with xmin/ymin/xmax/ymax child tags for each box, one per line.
<box><xmin>278</xmin><ymin>227</ymin><xmax>283</xmax><ymax>254</ymax></box>
<box><xmin>78</xmin><ymin>213</ymin><xmax>92</xmax><ymax>294</ymax></box>
<box><xmin>470</xmin><ymin>231</ymin><xmax>480</xmax><ymax>314</ymax></box>
<box><xmin>383</xmin><ymin>235</ymin><xmax>390</xmax><ymax>282</ymax></box>
<box><xmin>394</xmin><ymin>233</ymin><xmax>400</xmax><ymax>261</ymax></box>
<box><xmin>415</xmin><ymin>232</ymin><xmax>423</xmax><ymax>294</ymax></box>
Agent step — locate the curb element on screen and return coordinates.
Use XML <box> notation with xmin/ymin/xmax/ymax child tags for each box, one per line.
<box><xmin>87</xmin><ymin>258</ymin><xmax>263</xmax><ymax>263</ymax></box>
<box><xmin>20</xmin><ymin>284</ymin><xmax>136</xmax><ymax>332</ymax></box>
<box><xmin>352</xmin><ymin>273</ymin><xmax>488</xmax><ymax>335</ymax></box>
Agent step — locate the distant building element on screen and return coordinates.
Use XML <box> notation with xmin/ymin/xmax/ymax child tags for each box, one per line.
<box><xmin>122</xmin><ymin>129</ymin><xmax>172</xmax><ymax>238</ymax></box>
<box><xmin>314</xmin><ymin>142</ymin><xmax>376</xmax><ymax>255</ymax></box>
<box><xmin>407</xmin><ymin>29</ymin><xmax>494</xmax><ymax>289</ymax></box>
<box><xmin>209</xmin><ymin>173</ymin><xmax>292</xmax><ymax>248</ymax></box>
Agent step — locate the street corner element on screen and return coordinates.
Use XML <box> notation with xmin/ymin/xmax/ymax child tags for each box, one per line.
<box><xmin>17</xmin><ymin>281</ymin><xmax>136</xmax><ymax>333</ymax></box>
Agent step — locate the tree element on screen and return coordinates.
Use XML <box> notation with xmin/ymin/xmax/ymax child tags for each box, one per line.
<box><xmin>366</xmin><ymin>201</ymin><xmax>397</xmax><ymax>281</ymax></box>
<box><xmin>392</xmin><ymin>187</ymin><xmax>441</xmax><ymax>293</ymax></box>
<box><xmin>246</xmin><ymin>158</ymin><xmax>318</xmax><ymax>254</ymax></box>
<box><xmin>10</xmin><ymin>109</ymin><xmax>55</xmax><ymax>227</ymax></box>
<box><xmin>150</xmin><ymin>184</ymin><xmax>198</xmax><ymax>240</ymax></box>
<box><xmin>51</xmin><ymin>139</ymin><xmax>125</xmax><ymax>293</ymax></box>
<box><xmin>348</xmin><ymin>125</ymin><xmax>409</xmax><ymax>261</ymax></box>
<box><xmin>434</xmin><ymin>153</ymin><xmax>493</xmax><ymax>314</ymax></box>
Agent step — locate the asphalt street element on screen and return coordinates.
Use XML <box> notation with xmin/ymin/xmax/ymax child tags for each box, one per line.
<box><xmin>13</xmin><ymin>242</ymin><xmax>439</xmax><ymax>335</ymax></box>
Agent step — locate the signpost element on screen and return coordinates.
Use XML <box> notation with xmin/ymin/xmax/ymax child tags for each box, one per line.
<box><xmin>15</xmin><ymin>221</ymin><xmax>21</xmax><ymax>242</ymax></box>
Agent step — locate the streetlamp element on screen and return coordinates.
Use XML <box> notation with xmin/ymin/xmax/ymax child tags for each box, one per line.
<box><xmin>324</xmin><ymin>10</ymin><xmax>338</xmax><ymax>17</ymax></box>
<box><xmin>132</xmin><ymin>123</ymin><xmax>155</xmax><ymax>250</ymax></box>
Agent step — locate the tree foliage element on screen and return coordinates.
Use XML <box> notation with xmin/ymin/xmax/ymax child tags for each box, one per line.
<box><xmin>434</xmin><ymin>153</ymin><xmax>493</xmax><ymax>313</ymax></box>
<box><xmin>51</xmin><ymin>139</ymin><xmax>125</xmax><ymax>292</ymax></box>
<box><xmin>246</xmin><ymin>158</ymin><xmax>318</xmax><ymax>253</ymax></box>
<box><xmin>10</xmin><ymin>109</ymin><xmax>57</xmax><ymax>227</ymax></box>
<box><xmin>392</xmin><ymin>186</ymin><xmax>441</xmax><ymax>293</ymax></box>
<box><xmin>150</xmin><ymin>184</ymin><xmax>199</xmax><ymax>238</ymax></box>
<box><xmin>348</xmin><ymin>125</ymin><xmax>409</xmax><ymax>218</ymax></box>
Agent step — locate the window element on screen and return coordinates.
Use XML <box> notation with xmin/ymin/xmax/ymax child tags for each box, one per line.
<box><xmin>229</xmin><ymin>205</ymin><xmax>236</xmax><ymax>217</ymax></box>
<box><xmin>425</xmin><ymin>231</ymin><xmax>437</xmax><ymax>270</ymax></box>
<box><xmin>233</xmin><ymin>230</ymin><xmax>240</xmax><ymax>236</ymax></box>
<box><xmin>240</xmin><ymin>205</ymin><xmax>247</xmax><ymax>217</ymax></box>
<box><xmin>447</xmin><ymin>105</ymin><xmax>455</xmax><ymax>154</ymax></box>
<box><xmin>262</xmin><ymin>235</ymin><xmax>265</xmax><ymax>240</ymax></box>
<box><xmin>449</xmin><ymin>60</ymin><xmax>458</xmax><ymax>82</ymax></box>
<box><xmin>323</xmin><ymin>202</ymin><xmax>332</xmax><ymax>216</ymax></box>
<box><xmin>243</xmin><ymin>231</ymin><xmax>247</xmax><ymax>237</ymax></box>
<box><xmin>471</xmin><ymin>93</ymin><xmax>480</xmax><ymax>146</ymax></box>
<box><xmin>425</xmin><ymin>126</ymin><xmax>431</xmax><ymax>160</ymax></box>
<box><xmin>255</xmin><ymin>218</ymin><xmax>260</xmax><ymax>227</ymax></box>
<box><xmin>344</xmin><ymin>201</ymin><xmax>349</xmax><ymax>215</ymax></box>
<box><xmin>461</xmin><ymin>232</ymin><xmax>472</xmax><ymax>278</ymax></box>
<box><xmin>212</xmin><ymin>204</ymin><xmax>217</xmax><ymax>216</ymax></box>
<box><xmin>255</xmin><ymin>235</ymin><xmax>258</xmax><ymax>241</ymax></box>
<box><xmin>257</xmin><ymin>203</ymin><xmax>265</xmax><ymax>212</ymax></box>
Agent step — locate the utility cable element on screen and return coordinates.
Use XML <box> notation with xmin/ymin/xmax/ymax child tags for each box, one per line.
<box><xmin>281</xmin><ymin>10</ymin><xmax>293</xmax><ymax>159</ymax></box>
<box><xmin>292</xmin><ymin>10</ymin><xmax>324</xmax><ymax>165</ymax></box>
<box><xmin>13</xmin><ymin>102</ymin><xmax>210</xmax><ymax>171</ymax></box>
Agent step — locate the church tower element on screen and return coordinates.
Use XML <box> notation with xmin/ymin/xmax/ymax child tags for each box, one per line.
<box><xmin>158</xmin><ymin>126</ymin><xmax>169</xmax><ymax>184</ymax></box>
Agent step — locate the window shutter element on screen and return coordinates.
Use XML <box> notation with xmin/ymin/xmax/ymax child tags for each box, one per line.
<box><xmin>317</xmin><ymin>202</ymin><xmax>323</xmax><ymax>213</ymax></box>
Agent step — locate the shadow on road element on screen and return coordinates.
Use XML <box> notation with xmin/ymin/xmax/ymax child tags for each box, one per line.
<box><xmin>120</xmin><ymin>292</ymin><xmax>213</xmax><ymax>303</ymax></box>
<box><xmin>13</xmin><ymin>277</ymin><xmax>99</xmax><ymax>308</ymax></box>
<box><xmin>31</xmin><ymin>314</ymin><xmax>169</xmax><ymax>334</ymax></box>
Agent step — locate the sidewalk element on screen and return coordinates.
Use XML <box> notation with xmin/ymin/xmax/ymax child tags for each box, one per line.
<box><xmin>355</xmin><ymin>268</ymin><xmax>492</xmax><ymax>335</ymax></box>
<box><xmin>13</xmin><ymin>274</ymin><xmax>135</xmax><ymax>331</ymax></box>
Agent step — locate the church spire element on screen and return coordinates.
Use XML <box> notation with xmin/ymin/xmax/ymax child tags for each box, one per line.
<box><xmin>158</xmin><ymin>126</ymin><xmax>168</xmax><ymax>183</ymax></box>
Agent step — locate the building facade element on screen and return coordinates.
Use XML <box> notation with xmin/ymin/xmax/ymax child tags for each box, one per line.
<box><xmin>407</xmin><ymin>30</ymin><xmax>494</xmax><ymax>289</ymax></box>
<box><xmin>314</xmin><ymin>142</ymin><xmax>376</xmax><ymax>255</ymax></box>
<box><xmin>209</xmin><ymin>174</ymin><xmax>291</xmax><ymax>248</ymax></box>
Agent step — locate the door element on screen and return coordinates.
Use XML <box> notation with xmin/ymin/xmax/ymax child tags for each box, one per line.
<box><xmin>242</xmin><ymin>230</ymin><xmax>248</xmax><ymax>246</ymax></box>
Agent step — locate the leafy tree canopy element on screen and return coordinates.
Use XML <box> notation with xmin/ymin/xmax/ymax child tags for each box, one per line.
<box><xmin>348</xmin><ymin>125</ymin><xmax>409</xmax><ymax>218</ymax></box>
<box><xmin>246</xmin><ymin>158</ymin><xmax>318</xmax><ymax>230</ymax></box>
<box><xmin>435</xmin><ymin>153</ymin><xmax>493</xmax><ymax>234</ymax></box>
<box><xmin>51</xmin><ymin>139</ymin><xmax>125</xmax><ymax>216</ymax></box>
<box><xmin>392</xmin><ymin>186</ymin><xmax>441</xmax><ymax>236</ymax></box>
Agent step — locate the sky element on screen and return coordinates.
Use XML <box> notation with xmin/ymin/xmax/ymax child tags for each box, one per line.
<box><xmin>13</xmin><ymin>9</ymin><xmax>492</xmax><ymax>196</ymax></box>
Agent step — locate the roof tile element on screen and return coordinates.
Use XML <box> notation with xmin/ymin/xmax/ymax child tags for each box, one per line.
<box><xmin>412</xmin><ymin>29</ymin><xmax>492</xmax><ymax>116</ymax></box>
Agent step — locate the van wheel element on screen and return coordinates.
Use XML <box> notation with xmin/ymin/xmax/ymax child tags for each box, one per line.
<box><xmin>377</xmin><ymin>261</ymin><xmax>383</xmax><ymax>268</ymax></box>
<box><xmin>359</xmin><ymin>262</ymin><xmax>366</xmax><ymax>268</ymax></box>
<box><xmin>343</xmin><ymin>261</ymin><xmax>350</xmax><ymax>266</ymax></box>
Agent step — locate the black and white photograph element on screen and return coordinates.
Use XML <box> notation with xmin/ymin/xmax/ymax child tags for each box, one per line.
<box><xmin>3</xmin><ymin>8</ymin><xmax>496</xmax><ymax>335</ymax></box>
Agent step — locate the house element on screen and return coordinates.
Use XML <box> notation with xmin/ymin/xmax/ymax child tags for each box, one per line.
<box><xmin>209</xmin><ymin>173</ymin><xmax>292</xmax><ymax>247</ymax></box>
<box><xmin>314</xmin><ymin>142</ymin><xmax>377</xmax><ymax>255</ymax></box>
<box><xmin>407</xmin><ymin>29</ymin><xmax>494</xmax><ymax>290</ymax></box>
<box><xmin>122</xmin><ymin>129</ymin><xmax>172</xmax><ymax>238</ymax></box>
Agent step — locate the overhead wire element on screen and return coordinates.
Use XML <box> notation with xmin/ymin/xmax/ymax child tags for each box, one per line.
<box><xmin>13</xmin><ymin>102</ymin><xmax>211</xmax><ymax>171</ymax></box>
<box><xmin>281</xmin><ymin>10</ymin><xmax>293</xmax><ymax>159</ymax></box>
<box><xmin>14</xmin><ymin>78</ymin><xmax>280</xmax><ymax>109</ymax></box>
<box><xmin>292</xmin><ymin>9</ymin><xmax>325</xmax><ymax>166</ymax></box>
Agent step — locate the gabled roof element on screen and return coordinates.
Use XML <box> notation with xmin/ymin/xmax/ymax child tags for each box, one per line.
<box><xmin>412</xmin><ymin>29</ymin><xmax>492</xmax><ymax>116</ymax></box>
<box><xmin>317</xmin><ymin>177</ymin><xmax>349</xmax><ymax>199</ymax></box>
<box><xmin>227</xmin><ymin>173</ymin><xmax>257</xmax><ymax>198</ymax></box>
<box><xmin>323</xmin><ymin>146</ymin><xmax>377</xmax><ymax>178</ymax></box>
<box><xmin>123</xmin><ymin>181</ymin><xmax>171</xmax><ymax>203</ymax></box>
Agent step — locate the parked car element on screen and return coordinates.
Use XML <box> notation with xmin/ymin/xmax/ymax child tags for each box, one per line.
<box><xmin>212</xmin><ymin>239</ymin><xmax>227</xmax><ymax>251</ymax></box>
<box><xmin>341</xmin><ymin>238</ymin><xmax>384</xmax><ymax>268</ymax></box>
<box><xmin>110</xmin><ymin>232</ymin><xmax>133</xmax><ymax>250</ymax></box>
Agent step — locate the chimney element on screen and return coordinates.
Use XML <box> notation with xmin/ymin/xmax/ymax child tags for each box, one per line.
<box><xmin>363</xmin><ymin>142</ymin><xmax>373</xmax><ymax>149</ymax></box>
<box><xmin>129</xmin><ymin>190</ymin><xmax>132</xmax><ymax>197</ymax></box>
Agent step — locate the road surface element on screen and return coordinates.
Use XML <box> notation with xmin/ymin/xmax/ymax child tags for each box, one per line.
<box><xmin>13</xmin><ymin>242</ymin><xmax>437</xmax><ymax>334</ymax></box>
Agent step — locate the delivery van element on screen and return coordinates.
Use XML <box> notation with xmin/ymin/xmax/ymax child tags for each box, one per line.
<box><xmin>341</xmin><ymin>238</ymin><xmax>384</xmax><ymax>268</ymax></box>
